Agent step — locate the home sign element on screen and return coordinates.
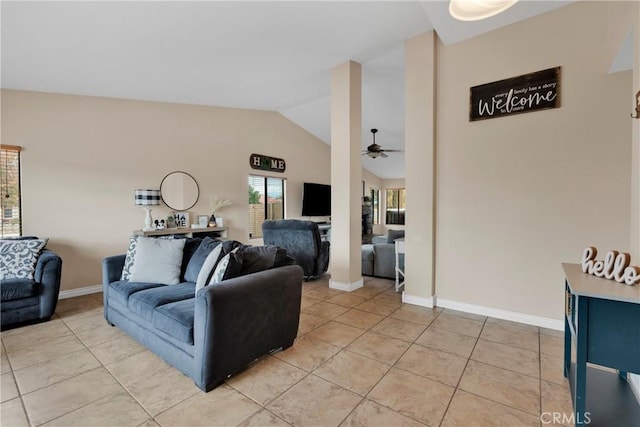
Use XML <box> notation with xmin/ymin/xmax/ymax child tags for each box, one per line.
<box><xmin>250</xmin><ymin>153</ymin><xmax>286</xmax><ymax>173</ymax></box>
<box><xmin>581</xmin><ymin>247</ymin><xmax>640</xmax><ymax>286</ymax></box>
<box><xmin>470</xmin><ymin>67</ymin><xmax>560</xmax><ymax>121</ymax></box>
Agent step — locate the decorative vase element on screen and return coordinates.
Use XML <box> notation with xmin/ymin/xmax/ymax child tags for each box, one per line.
<box><xmin>209</xmin><ymin>213</ymin><xmax>216</xmax><ymax>227</ymax></box>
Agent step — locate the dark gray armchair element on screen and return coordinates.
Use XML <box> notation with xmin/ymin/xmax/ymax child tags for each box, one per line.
<box><xmin>262</xmin><ymin>220</ymin><xmax>329</xmax><ymax>280</ymax></box>
<box><xmin>1</xmin><ymin>237</ymin><xmax>62</xmax><ymax>330</ymax></box>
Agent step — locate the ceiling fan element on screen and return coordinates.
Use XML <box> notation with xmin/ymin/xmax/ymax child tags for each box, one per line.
<box><xmin>363</xmin><ymin>129</ymin><xmax>402</xmax><ymax>158</ymax></box>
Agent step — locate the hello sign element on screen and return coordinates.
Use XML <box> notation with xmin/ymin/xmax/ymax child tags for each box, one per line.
<box><xmin>581</xmin><ymin>247</ymin><xmax>640</xmax><ymax>286</ymax></box>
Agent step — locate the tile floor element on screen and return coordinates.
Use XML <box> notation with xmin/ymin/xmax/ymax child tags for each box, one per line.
<box><xmin>1</xmin><ymin>276</ymin><xmax>574</xmax><ymax>427</ymax></box>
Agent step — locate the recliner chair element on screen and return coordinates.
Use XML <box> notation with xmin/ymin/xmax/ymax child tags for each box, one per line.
<box><xmin>262</xmin><ymin>220</ymin><xmax>329</xmax><ymax>280</ymax></box>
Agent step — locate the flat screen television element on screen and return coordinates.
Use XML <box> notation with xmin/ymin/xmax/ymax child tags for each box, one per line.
<box><xmin>302</xmin><ymin>182</ymin><xmax>331</xmax><ymax>217</ymax></box>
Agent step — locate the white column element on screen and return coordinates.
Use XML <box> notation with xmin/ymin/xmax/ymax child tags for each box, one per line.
<box><xmin>628</xmin><ymin>1</ymin><xmax>640</xmax><ymax>395</ymax></box>
<box><xmin>329</xmin><ymin>61</ymin><xmax>363</xmax><ymax>291</ymax></box>
<box><xmin>403</xmin><ymin>32</ymin><xmax>436</xmax><ymax>307</ymax></box>
<box><xmin>631</xmin><ymin>2</ymin><xmax>640</xmax><ymax>259</ymax></box>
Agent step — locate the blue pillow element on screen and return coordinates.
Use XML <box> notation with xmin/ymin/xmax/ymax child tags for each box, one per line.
<box><xmin>184</xmin><ymin>237</ymin><xmax>221</xmax><ymax>283</ymax></box>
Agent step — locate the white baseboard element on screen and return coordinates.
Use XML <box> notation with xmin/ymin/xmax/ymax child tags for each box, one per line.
<box><xmin>436</xmin><ymin>297</ymin><xmax>564</xmax><ymax>330</ymax></box>
<box><xmin>59</xmin><ymin>284</ymin><xmax>102</xmax><ymax>300</ymax></box>
<box><xmin>402</xmin><ymin>293</ymin><xmax>436</xmax><ymax>308</ymax></box>
<box><xmin>330</xmin><ymin>278</ymin><xmax>364</xmax><ymax>292</ymax></box>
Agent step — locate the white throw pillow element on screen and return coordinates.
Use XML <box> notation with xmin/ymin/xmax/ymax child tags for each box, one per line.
<box><xmin>129</xmin><ymin>237</ymin><xmax>186</xmax><ymax>285</ymax></box>
<box><xmin>194</xmin><ymin>244</ymin><xmax>223</xmax><ymax>295</ymax></box>
<box><xmin>209</xmin><ymin>247</ymin><xmax>239</xmax><ymax>285</ymax></box>
<box><xmin>120</xmin><ymin>235</ymin><xmax>139</xmax><ymax>280</ymax></box>
<box><xmin>0</xmin><ymin>238</ymin><xmax>48</xmax><ymax>280</ymax></box>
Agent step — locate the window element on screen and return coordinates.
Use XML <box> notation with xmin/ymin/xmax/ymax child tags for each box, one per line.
<box><xmin>248</xmin><ymin>175</ymin><xmax>285</xmax><ymax>238</ymax></box>
<box><xmin>370</xmin><ymin>189</ymin><xmax>380</xmax><ymax>225</ymax></box>
<box><xmin>385</xmin><ymin>188</ymin><xmax>405</xmax><ymax>225</ymax></box>
<box><xmin>1</xmin><ymin>145</ymin><xmax>22</xmax><ymax>237</ymax></box>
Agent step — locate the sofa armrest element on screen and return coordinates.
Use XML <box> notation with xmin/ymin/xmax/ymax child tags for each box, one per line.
<box><xmin>35</xmin><ymin>250</ymin><xmax>62</xmax><ymax>319</ymax></box>
<box><xmin>102</xmin><ymin>255</ymin><xmax>126</xmax><ymax>286</ymax></box>
<box><xmin>372</xmin><ymin>243</ymin><xmax>397</xmax><ymax>278</ymax></box>
<box><xmin>193</xmin><ymin>264</ymin><xmax>303</xmax><ymax>391</ymax></box>
<box><xmin>102</xmin><ymin>254</ymin><xmax>126</xmax><ymax>320</ymax></box>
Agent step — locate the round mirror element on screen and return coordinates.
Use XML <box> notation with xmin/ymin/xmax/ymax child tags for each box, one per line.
<box><xmin>160</xmin><ymin>171</ymin><xmax>199</xmax><ymax>211</ymax></box>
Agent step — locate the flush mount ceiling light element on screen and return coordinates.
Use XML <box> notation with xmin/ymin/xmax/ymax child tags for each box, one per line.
<box><xmin>449</xmin><ymin>0</ymin><xmax>518</xmax><ymax>21</ymax></box>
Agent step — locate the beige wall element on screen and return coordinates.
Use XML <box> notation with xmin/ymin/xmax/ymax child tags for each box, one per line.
<box><xmin>433</xmin><ymin>1</ymin><xmax>632</xmax><ymax>319</ymax></box>
<box><xmin>1</xmin><ymin>90</ymin><xmax>336</xmax><ymax>291</ymax></box>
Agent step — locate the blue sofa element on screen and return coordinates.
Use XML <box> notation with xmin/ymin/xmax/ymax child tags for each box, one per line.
<box><xmin>102</xmin><ymin>238</ymin><xmax>303</xmax><ymax>392</ymax></box>
<box><xmin>1</xmin><ymin>238</ymin><xmax>62</xmax><ymax>330</ymax></box>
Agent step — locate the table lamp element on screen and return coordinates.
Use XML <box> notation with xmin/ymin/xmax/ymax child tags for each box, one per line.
<box><xmin>134</xmin><ymin>189</ymin><xmax>161</xmax><ymax>231</ymax></box>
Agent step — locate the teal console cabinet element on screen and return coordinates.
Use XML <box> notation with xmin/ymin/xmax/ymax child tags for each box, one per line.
<box><xmin>562</xmin><ymin>263</ymin><xmax>640</xmax><ymax>426</ymax></box>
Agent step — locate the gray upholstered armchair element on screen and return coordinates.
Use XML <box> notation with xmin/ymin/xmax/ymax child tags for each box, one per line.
<box><xmin>262</xmin><ymin>219</ymin><xmax>329</xmax><ymax>280</ymax></box>
<box><xmin>1</xmin><ymin>237</ymin><xmax>62</xmax><ymax>330</ymax></box>
<box><xmin>361</xmin><ymin>230</ymin><xmax>404</xmax><ymax>279</ymax></box>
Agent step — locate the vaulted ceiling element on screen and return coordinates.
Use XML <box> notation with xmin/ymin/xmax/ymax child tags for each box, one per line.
<box><xmin>1</xmin><ymin>1</ymin><xmax>596</xmax><ymax>179</ymax></box>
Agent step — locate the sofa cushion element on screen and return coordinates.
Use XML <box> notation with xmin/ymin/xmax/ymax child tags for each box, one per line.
<box><xmin>386</xmin><ymin>230</ymin><xmax>405</xmax><ymax>243</ymax></box>
<box><xmin>237</xmin><ymin>245</ymin><xmax>293</xmax><ymax>276</ymax></box>
<box><xmin>1</xmin><ymin>279</ymin><xmax>39</xmax><ymax>302</ymax></box>
<box><xmin>209</xmin><ymin>249</ymin><xmax>243</xmax><ymax>284</ymax></box>
<box><xmin>195</xmin><ymin>244</ymin><xmax>224</xmax><ymax>295</ymax></box>
<box><xmin>120</xmin><ymin>235</ymin><xmax>138</xmax><ymax>281</ymax></box>
<box><xmin>1</xmin><ymin>296</ymin><xmax>39</xmax><ymax>312</ymax></box>
<box><xmin>361</xmin><ymin>244</ymin><xmax>374</xmax><ymax>262</ymax></box>
<box><xmin>128</xmin><ymin>284</ymin><xmax>196</xmax><ymax>321</ymax></box>
<box><xmin>184</xmin><ymin>237</ymin><xmax>220</xmax><ymax>283</ymax></box>
<box><xmin>0</xmin><ymin>238</ymin><xmax>48</xmax><ymax>280</ymax></box>
<box><xmin>108</xmin><ymin>281</ymin><xmax>165</xmax><ymax>307</ymax></box>
<box><xmin>121</xmin><ymin>235</ymin><xmax>185</xmax><ymax>281</ymax></box>
<box><xmin>153</xmin><ymin>299</ymin><xmax>195</xmax><ymax>344</ymax></box>
<box><xmin>129</xmin><ymin>237</ymin><xmax>186</xmax><ymax>285</ymax></box>
<box><xmin>180</xmin><ymin>237</ymin><xmax>203</xmax><ymax>282</ymax></box>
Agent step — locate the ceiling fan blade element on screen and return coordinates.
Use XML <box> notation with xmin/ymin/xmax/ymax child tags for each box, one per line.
<box><xmin>382</xmin><ymin>149</ymin><xmax>403</xmax><ymax>153</ymax></box>
<box><xmin>380</xmin><ymin>152</ymin><xmax>389</xmax><ymax>158</ymax></box>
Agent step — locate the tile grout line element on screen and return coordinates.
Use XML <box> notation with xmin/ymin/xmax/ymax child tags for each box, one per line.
<box><xmin>292</xmin><ymin>281</ymin><xmax>428</xmax><ymax>426</ymax></box>
<box><xmin>323</xmin><ymin>301</ymin><xmax>427</xmax><ymax>426</ymax></box>
<box><xmin>435</xmin><ymin>312</ymin><xmax>487</xmax><ymax>427</ymax></box>
<box><xmin>539</xmin><ymin>327</ymin><xmax>543</xmax><ymax>427</ymax></box>
<box><xmin>1</xmin><ymin>338</ymin><xmax>34</xmax><ymax>427</ymax></box>
<box><xmin>55</xmin><ymin>308</ymin><xmax>160</xmax><ymax>426</ymax></box>
<box><xmin>440</xmin><ymin>319</ymin><xmax>546</xmax><ymax>421</ymax></box>
<box><xmin>225</xmin><ymin>279</ymin><xmax>395</xmax><ymax>426</ymax></box>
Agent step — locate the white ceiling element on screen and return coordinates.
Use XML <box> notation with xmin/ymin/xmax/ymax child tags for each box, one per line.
<box><xmin>1</xmin><ymin>1</ymin><xmax>589</xmax><ymax>179</ymax></box>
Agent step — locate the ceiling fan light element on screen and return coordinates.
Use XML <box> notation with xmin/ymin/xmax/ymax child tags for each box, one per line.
<box><xmin>449</xmin><ymin>0</ymin><xmax>518</xmax><ymax>21</ymax></box>
<box><xmin>368</xmin><ymin>152</ymin><xmax>380</xmax><ymax>159</ymax></box>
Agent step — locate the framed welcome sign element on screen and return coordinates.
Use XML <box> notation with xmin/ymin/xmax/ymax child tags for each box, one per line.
<box><xmin>469</xmin><ymin>67</ymin><xmax>561</xmax><ymax>121</ymax></box>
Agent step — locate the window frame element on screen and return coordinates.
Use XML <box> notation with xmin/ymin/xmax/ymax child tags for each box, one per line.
<box><xmin>0</xmin><ymin>145</ymin><xmax>22</xmax><ymax>238</ymax></box>
<box><xmin>370</xmin><ymin>188</ymin><xmax>380</xmax><ymax>225</ymax></box>
<box><xmin>385</xmin><ymin>188</ymin><xmax>405</xmax><ymax>226</ymax></box>
<box><xmin>248</xmin><ymin>174</ymin><xmax>286</xmax><ymax>239</ymax></box>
